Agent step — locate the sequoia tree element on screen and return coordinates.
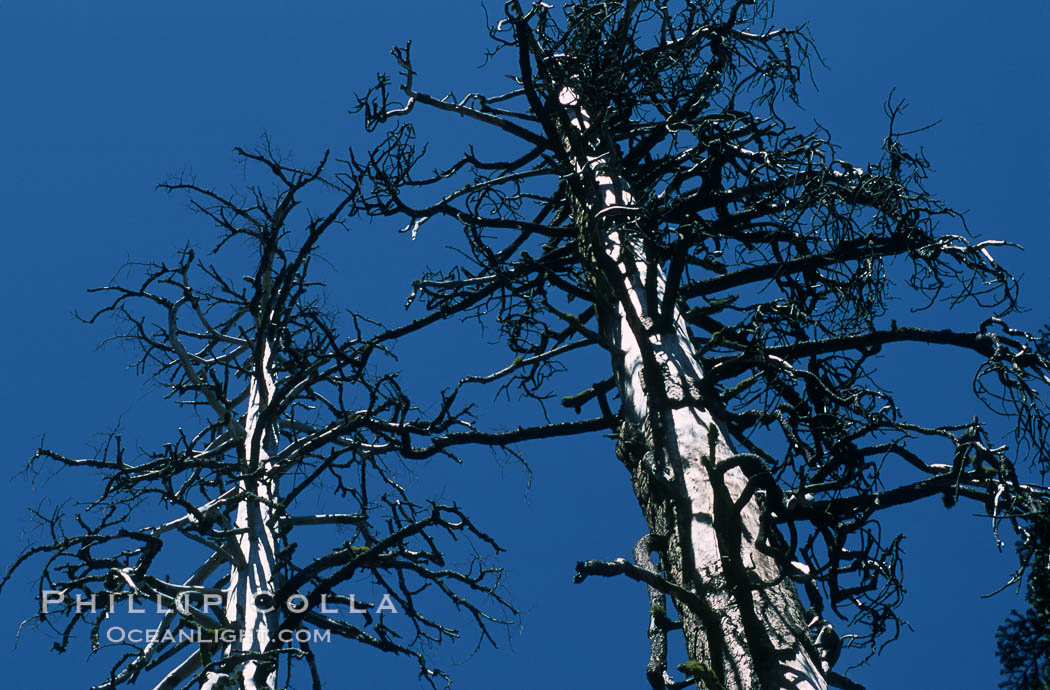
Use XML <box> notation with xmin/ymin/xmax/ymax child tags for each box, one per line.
<box><xmin>350</xmin><ymin>1</ymin><xmax>1050</xmax><ymax>688</ymax></box>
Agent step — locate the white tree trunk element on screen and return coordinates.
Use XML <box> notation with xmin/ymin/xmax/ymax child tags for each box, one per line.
<box><xmin>205</xmin><ymin>339</ymin><xmax>279</xmax><ymax>690</ymax></box>
<box><xmin>560</xmin><ymin>87</ymin><xmax>827</xmax><ymax>690</ymax></box>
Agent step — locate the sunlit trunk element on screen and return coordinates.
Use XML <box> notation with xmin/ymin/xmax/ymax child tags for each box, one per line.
<box><xmin>561</xmin><ymin>87</ymin><xmax>827</xmax><ymax>690</ymax></box>
<box><xmin>204</xmin><ymin>340</ymin><xmax>279</xmax><ymax>690</ymax></box>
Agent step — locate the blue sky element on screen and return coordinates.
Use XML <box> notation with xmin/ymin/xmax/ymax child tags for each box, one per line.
<box><xmin>1</xmin><ymin>2</ymin><xmax>1047</xmax><ymax>688</ymax></box>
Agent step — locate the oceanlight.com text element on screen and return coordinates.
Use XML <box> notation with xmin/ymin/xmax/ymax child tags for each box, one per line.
<box><xmin>104</xmin><ymin>626</ymin><xmax>333</xmax><ymax>645</ymax></box>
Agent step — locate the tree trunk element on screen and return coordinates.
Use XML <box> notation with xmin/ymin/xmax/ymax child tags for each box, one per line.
<box><xmin>205</xmin><ymin>340</ymin><xmax>280</xmax><ymax>689</ymax></box>
<box><xmin>561</xmin><ymin>87</ymin><xmax>827</xmax><ymax>690</ymax></box>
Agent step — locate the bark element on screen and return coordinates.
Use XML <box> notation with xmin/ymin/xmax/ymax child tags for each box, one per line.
<box><xmin>561</xmin><ymin>87</ymin><xmax>826</xmax><ymax>690</ymax></box>
<box><xmin>205</xmin><ymin>323</ymin><xmax>280</xmax><ymax>688</ymax></box>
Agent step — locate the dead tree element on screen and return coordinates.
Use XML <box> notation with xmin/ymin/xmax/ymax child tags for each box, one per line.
<box><xmin>1</xmin><ymin>144</ymin><xmax>597</xmax><ymax>689</ymax></box>
<box><xmin>350</xmin><ymin>1</ymin><xmax>1050</xmax><ymax>688</ymax></box>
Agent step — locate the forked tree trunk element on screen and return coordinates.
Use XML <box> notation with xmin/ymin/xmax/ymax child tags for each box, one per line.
<box><xmin>560</xmin><ymin>88</ymin><xmax>827</xmax><ymax>690</ymax></box>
